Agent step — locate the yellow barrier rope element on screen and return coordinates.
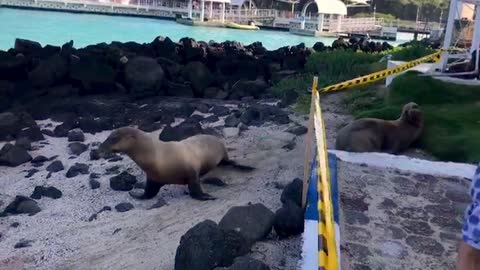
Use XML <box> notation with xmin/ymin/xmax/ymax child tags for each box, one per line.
<box><xmin>304</xmin><ymin>50</ymin><xmax>451</xmax><ymax>270</ymax></box>
<box><xmin>311</xmin><ymin>76</ymin><xmax>338</xmax><ymax>270</ymax></box>
<box><xmin>320</xmin><ymin>50</ymin><xmax>443</xmax><ymax>93</ymax></box>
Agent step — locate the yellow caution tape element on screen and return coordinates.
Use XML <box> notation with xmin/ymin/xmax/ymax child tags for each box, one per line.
<box><xmin>320</xmin><ymin>50</ymin><xmax>442</xmax><ymax>93</ymax></box>
<box><xmin>311</xmin><ymin>76</ymin><xmax>339</xmax><ymax>270</ymax></box>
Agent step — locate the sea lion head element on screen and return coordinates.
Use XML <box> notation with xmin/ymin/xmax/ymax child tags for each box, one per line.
<box><xmin>401</xmin><ymin>102</ymin><xmax>423</xmax><ymax>127</ymax></box>
<box><xmin>98</xmin><ymin>127</ymin><xmax>140</xmax><ymax>156</ymax></box>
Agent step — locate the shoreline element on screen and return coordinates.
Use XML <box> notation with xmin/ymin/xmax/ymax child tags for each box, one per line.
<box><xmin>0</xmin><ymin>0</ymin><xmax>290</xmax><ymax>32</ymax></box>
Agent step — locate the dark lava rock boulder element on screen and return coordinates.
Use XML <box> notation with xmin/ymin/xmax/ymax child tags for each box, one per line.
<box><xmin>68</xmin><ymin>142</ymin><xmax>88</xmax><ymax>156</ymax></box>
<box><xmin>124</xmin><ymin>56</ymin><xmax>165</xmax><ymax>99</ymax></box>
<box><xmin>313</xmin><ymin>42</ymin><xmax>326</xmax><ymax>52</ymax></box>
<box><xmin>70</xmin><ymin>57</ymin><xmax>118</xmax><ymax>95</ymax></box>
<box><xmin>1</xmin><ymin>196</ymin><xmax>41</xmax><ymax>217</ymax></box>
<box><xmin>215</xmin><ymin>256</ymin><xmax>270</xmax><ymax>270</ymax></box>
<box><xmin>0</xmin><ymin>53</ymin><xmax>30</xmax><ymax>81</ymax></box>
<box><xmin>31</xmin><ymin>155</ymin><xmax>48</xmax><ymax>164</ymax></box>
<box><xmin>15</xmin><ymin>137</ymin><xmax>32</xmax><ymax>151</ymax></box>
<box><xmin>240</xmin><ymin>105</ymin><xmax>290</xmax><ymax>126</ymax></box>
<box><xmin>30</xmin><ymin>186</ymin><xmax>63</xmax><ymax>200</ymax></box>
<box><xmin>0</xmin><ymin>111</ymin><xmax>44</xmax><ymax>141</ymax></box>
<box><xmin>165</xmin><ymin>81</ymin><xmax>194</xmax><ymax>97</ymax></box>
<box><xmin>286</xmin><ymin>125</ymin><xmax>307</xmax><ymax>136</ymax></box>
<box><xmin>229</xmin><ymin>78</ymin><xmax>269</xmax><ymax>100</ymax></box>
<box><xmin>115</xmin><ymin>202</ymin><xmax>134</xmax><ymax>212</ymax></box>
<box><xmin>46</xmin><ymin>160</ymin><xmax>64</xmax><ymax>172</ymax></box>
<box><xmin>29</xmin><ymin>54</ymin><xmax>69</xmax><ymax>88</ymax></box>
<box><xmin>14</xmin><ymin>38</ymin><xmax>42</xmax><ymax>56</ymax></box>
<box><xmin>66</xmin><ymin>163</ymin><xmax>89</xmax><ymax>178</ymax></box>
<box><xmin>224</xmin><ymin>115</ymin><xmax>240</xmax><ymax>128</ymax></box>
<box><xmin>68</xmin><ymin>129</ymin><xmax>85</xmax><ymax>142</ymax></box>
<box><xmin>174</xmin><ymin>220</ymin><xmax>226</xmax><ymax>270</ymax></box>
<box><xmin>0</xmin><ymin>144</ymin><xmax>32</xmax><ymax>167</ymax></box>
<box><xmin>218</xmin><ymin>203</ymin><xmax>275</xmax><ymax>245</ymax></box>
<box><xmin>110</xmin><ymin>171</ymin><xmax>138</xmax><ymax>191</ymax></box>
<box><xmin>159</xmin><ymin>121</ymin><xmax>203</xmax><ymax>142</ymax></box>
<box><xmin>179</xmin><ymin>37</ymin><xmax>206</xmax><ymax>62</ymax></box>
<box><xmin>221</xmin><ymin>230</ymin><xmax>250</xmax><ymax>266</ymax></box>
<box><xmin>280</xmin><ymin>178</ymin><xmax>303</xmax><ymax>207</ymax></box>
<box><xmin>273</xmin><ymin>201</ymin><xmax>304</xmax><ymax>238</ymax></box>
<box><xmin>150</xmin><ymin>36</ymin><xmax>180</xmax><ymax>60</ymax></box>
<box><xmin>182</xmin><ymin>61</ymin><xmax>213</xmax><ymax>97</ymax></box>
<box><xmin>210</xmin><ymin>106</ymin><xmax>230</xmax><ymax>117</ymax></box>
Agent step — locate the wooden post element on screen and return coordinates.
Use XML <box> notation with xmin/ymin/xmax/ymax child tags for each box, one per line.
<box><xmin>301</xmin><ymin>76</ymin><xmax>318</xmax><ymax>209</ymax></box>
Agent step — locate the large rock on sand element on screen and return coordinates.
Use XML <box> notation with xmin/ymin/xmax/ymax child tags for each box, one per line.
<box><xmin>0</xmin><ymin>112</ymin><xmax>44</xmax><ymax>141</ymax></box>
<box><xmin>29</xmin><ymin>54</ymin><xmax>69</xmax><ymax>88</ymax></box>
<box><xmin>159</xmin><ymin>121</ymin><xmax>203</xmax><ymax>142</ymax></box>
<box><xmin>273</xmin><ymin>201</ymin><xmax>304</xmax><ymax>238</ymax></box>
<box><xmin>214</xmin><ymin>256</ymin><xmax>270</xmax><ymax>270</ymax></box>
<box><xmin>124</xmin><ymin>56</ymin><xmax>165</xmax><ymax>99</ymax></box>
<box><xmin>175</xmin><ymin>220</ymin><xmax>250</xmax><ymax>270</ymax></box>
<box><xmin>1</xmin><ymin>196</ymin><xmax>41</xmax><ymax>217</ymax></box>
<box><xmin>219</xmin><ymin>203</ymin><xmax>275</xmax><ymax>245</ymax></box>
<box><xmin>280</xmin><ymin>178</ymin><xmax>303</xmax><ymax>207</ymax></box>
<box><xmin>175</xmin><ymin>220</ymin><xmax>226</xmax><ymax>270</ymax></box>
<box><xmin>182</xmin><ymin>61</ymin><xmax>213</xmax><ymax>97</ymax></box>
<box><xmin>0</xmin><ymin>144</ymin><xmax>32</xmax><ymax>167</ymax></box>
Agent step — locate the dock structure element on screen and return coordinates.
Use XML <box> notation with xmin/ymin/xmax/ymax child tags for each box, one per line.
<box><xmin>0</xmin><ymin>0</ymin><xmax>435</xmax><ymax>39</ymax></box>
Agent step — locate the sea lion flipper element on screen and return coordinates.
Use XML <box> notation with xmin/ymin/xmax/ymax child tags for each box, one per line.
<box><xmin>187</xmin><ymin>172</ymin><xmax>216</xmax><ymax>201</ymax></box>
<box><xmin>129</xmin><ymin>180</ymin><xmax>163</xmax><ymax>200</ymax></box>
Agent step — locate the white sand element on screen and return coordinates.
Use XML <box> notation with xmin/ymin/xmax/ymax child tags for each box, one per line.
<box><xmin>0</xmin><ymin>112</ymin><xmax>307</xmax><ymax>270</ymax></box>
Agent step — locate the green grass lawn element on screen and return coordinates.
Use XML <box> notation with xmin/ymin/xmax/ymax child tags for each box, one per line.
<box><xmin>271</xmin><ymin>45</ymin><xmax>479</xmax><ymax>163</ymax></box>
<box><xmin>350</xmin><ymin>71</ymin><xmax>480</xmax><ymax>163</ymax></box>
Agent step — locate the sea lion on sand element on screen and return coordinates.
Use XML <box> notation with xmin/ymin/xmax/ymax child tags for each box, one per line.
<box><xmin>98</xmin><ymin>127</ymin><xmax>254</xmax><ymax>201</ymax></box>
<box><xmin>335</xmin><ymin>102</ymin><xmax>424</xmax><ymax>154</ymax></box>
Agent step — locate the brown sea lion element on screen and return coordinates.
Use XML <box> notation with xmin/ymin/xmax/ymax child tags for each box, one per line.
<box><xmin>335</xmin><ymin>102</ymin><xmax>424</xmax><ymax>154</ymax></box>
<box><xmin>97</xmin><ymin>127</ymin><xmax>254</xmax><ymax>201</ymax></box>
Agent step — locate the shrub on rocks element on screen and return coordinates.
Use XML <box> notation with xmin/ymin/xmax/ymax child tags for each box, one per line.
<box><xmin>218</xmin><ymin>203</ymin><xmax>275</xmax><ymax>245</ymax></box>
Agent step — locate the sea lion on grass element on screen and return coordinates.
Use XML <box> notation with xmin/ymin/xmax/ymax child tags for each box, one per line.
<box><xmin>335</xmin><ymin>102</ymin><xmax>424</xmax><ymax>154</ymax></box>
<box><xmin>98</xmin><ymin>127</ymin><xmax>254</xmax><ymax>201</ymax></box>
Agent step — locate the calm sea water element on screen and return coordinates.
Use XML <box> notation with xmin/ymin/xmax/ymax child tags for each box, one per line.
<box><xmin>0</xmin><ymin>7</ymin><xmax>414</xmax><ymax>50</ymax></box>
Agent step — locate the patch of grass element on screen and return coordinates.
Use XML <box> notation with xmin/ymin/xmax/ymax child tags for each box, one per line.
<box><xmin>306</xmin><ymin>51</ymin><xmax>385</xmax><ymax>88</ymax></box>
<box><xmin>351</xmin><ymin>71</ymin><xmax>480</xmax><ymax>163</ymax></box>
<box><xmin>389</xmin><ymin>45</ymin><xmax>437</xmax><ymax>62</ymax></box>
<box><xmin>271</xmin><ymin>73</ymin><xmax>313</xmax><ymax>98</ymax></box>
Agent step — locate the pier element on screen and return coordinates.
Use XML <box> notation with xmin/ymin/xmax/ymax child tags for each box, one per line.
<box><xmin>0</xmin><ymin>0</ymin><xmax>436</xmax><ymax>40</ymax></box>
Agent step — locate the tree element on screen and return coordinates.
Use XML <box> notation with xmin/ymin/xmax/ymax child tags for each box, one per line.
<box><xmin>398</xmin><ymin>0</ymin><xmax>449</xmax><ymax>22</ymax></box>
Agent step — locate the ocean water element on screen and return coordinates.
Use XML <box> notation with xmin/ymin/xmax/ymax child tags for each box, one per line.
<box><xmin>0</xmin><ymin>7</ymin><xmax>414</xmax><ymax>50</ymax></box>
